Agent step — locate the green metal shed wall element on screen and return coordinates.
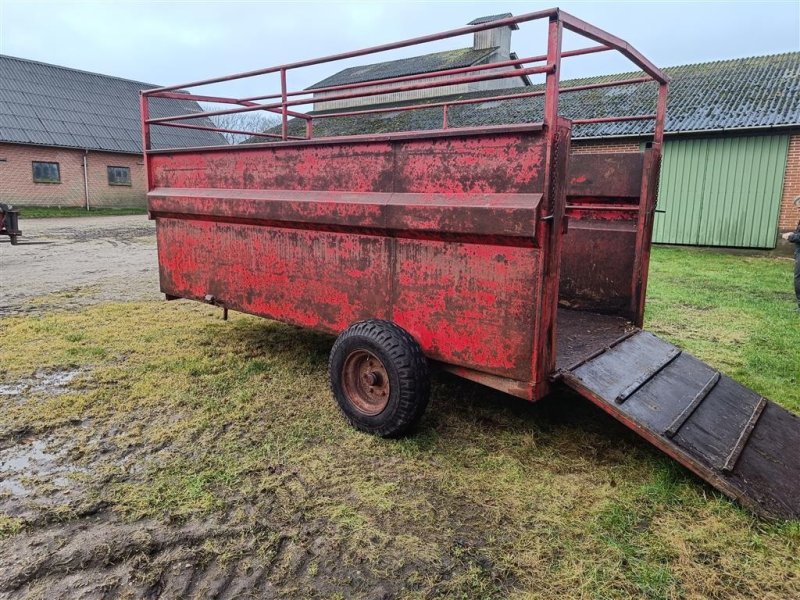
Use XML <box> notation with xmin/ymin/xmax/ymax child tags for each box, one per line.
<box><xmin>653</xmin><ymin>134</ymin><xmax>789</xmax><ymax>248</ymax></box>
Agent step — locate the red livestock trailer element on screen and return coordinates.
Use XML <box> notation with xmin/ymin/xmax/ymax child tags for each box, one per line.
<box><xmin>141</xmin><ymin>9</ymin><xmax>800</xmax><ymax>519</ymax></box>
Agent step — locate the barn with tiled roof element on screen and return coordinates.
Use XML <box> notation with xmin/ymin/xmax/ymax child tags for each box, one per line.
<box><xmin>0</xmin><ymin>54</ymin><xmax>225</xmax><ymax>209</ymax></box>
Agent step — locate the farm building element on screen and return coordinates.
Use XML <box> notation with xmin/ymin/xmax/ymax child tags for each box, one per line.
<box><xmin>0</xmin><ymin>54</ymin><xmax>223</xmax><ymax>209</ymax></box>
<box><xmin>309</xmin><ymin>14</ymin><xmax>531</xmax><ymax>111</ymax></box>
<box><xmin>285</xmin><ymin>15</ymin><xmax>800</xmax><ymax>249</ymax></box>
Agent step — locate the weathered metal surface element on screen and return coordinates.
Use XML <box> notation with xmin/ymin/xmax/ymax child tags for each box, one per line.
<box><xmin>152</xmin><ymin>130</ymin><xmax>552</xmax><ymax>389</ymax></box>
<box><xmin>559</xmin><ymin>219</ymin><xmax>637</xmax><ymax>316</ymax></box>
<box><xmin>148</xmin><ymin>189</ymin><xmax>542</xmax><ymax>239</ymax></box>
<box><xmin>560</xmin><ymin>331</ymin><xmax>800</xmax><ymax>520</ymax></box>
<box><xmin>567</xmin><ymin>153</ymin><xmax>643</xmax><ymax>198</ymax></box>
<box><xmin>149</xmin><ymin>129</ymin><xmax>547</xmax><ymax>193</ymax></box>
<box><xmin>342</xmin><ymin>349</ymin><xmax>391</xmax><ymax>416</ymax></box>
<box><xmin>535</xmin><ymin>116</ymin><xmax>572</xmax><ymax>386</ymax></box>
<box><xmin>559</xmin><ymin>151</ymin><xmax>649</xmax><ymax>322</ymax></box>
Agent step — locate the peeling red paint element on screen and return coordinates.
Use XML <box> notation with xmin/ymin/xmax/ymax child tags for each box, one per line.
<box><xmin>149</xmin><ymin>126</ymin><xmax>659</xmax><ymax>401</ymax></box>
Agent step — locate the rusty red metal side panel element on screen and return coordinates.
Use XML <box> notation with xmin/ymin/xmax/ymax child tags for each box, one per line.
<box><xmin>148</xmin><ymin>131</ymin><xmax>547</xmax><ymax>196</ymax></box>
<box><xmin>156</xmin><ymin>218</ymin><xmax>540</xmax><ymax>382</ymax></box>
<box><xmin>392</xmin><ymin>134</ymin><xmax>545</xmax><ymax>193</ymax></box>
<box><xmin>150</xmin><ymin>142</ymin><xmax>396</xmax><ymax>192</ymax></box>
<box><xmin>151</xmin><ymin>130</ymin><xmax>550</xmax><ymax>389</ymax></box>
<box><xmin>392</xmin><ymin>239</ymin><xmax>540</xmax><ymax>381</ymax></box>
<box><xmin>157</xmin><ymin>218</ymin><xmax>392</xmax><ymax>331</ymax></box>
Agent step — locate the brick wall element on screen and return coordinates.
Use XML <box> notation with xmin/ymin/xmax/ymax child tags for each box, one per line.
<box><xmin>571</xmin><ymin>138</ymin><xmax>641</xmax><ymax>155</ymax></box>
<box><xmin>0</xmin><ymin>143</ymin><xmax>145</xmax><ymax>208</ymax></box>
<box><xmin>778</xmin><ymin>133</ymin><xmax>800</xmax><ymax>231</ymax></box>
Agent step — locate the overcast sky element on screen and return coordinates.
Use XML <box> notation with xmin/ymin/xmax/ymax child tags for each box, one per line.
<box><xmin>0</xmin><ymin>0</ymin><xmax>798</xmax><ymax>102</ymax></box>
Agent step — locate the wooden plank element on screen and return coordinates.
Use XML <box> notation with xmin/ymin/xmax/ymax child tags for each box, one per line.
<box><xmin>571</xmin><ymin>332</ymin><xmax>677</xmax><ymax>401</ymax></box>
<box><xmin>619</xmin><ymin>353</ymin><xmax>716</xmax><ymax>434</ymax></box>
<box><xmin>555</xmin><ymin>308</ymin><xmax>634</xmax><ymax>372</ymax></box>
<box><xmin>671</xmin><ymin>376</ymin><xmax>762</xmax><ymax>470</ymax></box>
<box><xmin>560</xmin><ymin>335</ymin><xmax>800</xmax><ymax>519</ymax></box>
<box><xmin>562</xmin><ymin>329</ymin><xmax>638</xmax><ymax>373</ymax></box>
<box><xmin>614</xmin><ymin>347</ymin><xmax>682</xmax><ymax>404</ymax></box>
<box><xmin>721</xmin><ymin>396</ymin><xmax>767</xmax><ymax>472</ymax></box>
<box><xmin>725</xmin><ymin>402</ymin><xmax>800</xmax><ymax>518</ymax></box>
<box><xmin>664</xmin><ymin>371</ymin><xmax>720</xmax><ymax>438</ymax></box>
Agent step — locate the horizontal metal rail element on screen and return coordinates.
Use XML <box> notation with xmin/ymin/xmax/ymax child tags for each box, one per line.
<box><xmin>309</xmin><ymin>89</ymin><xmax>548</xmax><ymax>121</ymax></box>
<box><xmin>308</xmin><ymin>76</ymin><xmax>654</xmax><ymax>124</ymax></box>
<box><xmin>146</xmin><ymin>64</ymin><xmax>555</xmax><ymax>125</ymax></box>
<box><xmin>229</xmin><ymin>44</ymin><xmax>612</xmax><ymax>104</ymax></box>
<box><xmin>144</xmin><ymin>8</ymin><xmax>561</xmax><ymax>94</ymax></box>
<box><xmin>572</xmin><ymin>114</ymin><xmax>656</xmax><ymax>125</ymax></box>
<box><xmin>156</xmin><ymin>121</ymin><xmax>305</xmax><ymax>140</ymax></box>
<box><xmin>140</xmin><ymin>7</ymin><xmax>668</xmax><ymax>151</ymax></box>
<box><xmin>148</xmin><ymin>90</ymin><xmax>311</xmax><ymax>121</ymax></box>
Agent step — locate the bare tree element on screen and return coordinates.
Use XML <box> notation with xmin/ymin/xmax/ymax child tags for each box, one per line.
<box><xmin>207</xmin><ymin>110</ymin><xmax>280</xmax><ymax>144</ymax></box>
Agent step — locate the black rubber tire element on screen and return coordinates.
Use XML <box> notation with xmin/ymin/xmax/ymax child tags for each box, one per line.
<box><xmin>329</xmin><ymin>319</ymin><xmax>430</xmax><ymax>438</ymax></box>
<box><xmin>9</xmin><ymin>235</ymin><xmax>18</xmax><ymax>245</ymax></box>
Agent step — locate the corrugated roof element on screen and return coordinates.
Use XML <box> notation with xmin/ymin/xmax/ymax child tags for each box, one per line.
<box><xmin>0</xmin><ymin>54</ymin><xmax>226</xmax><ymax>153</ymax></box>
<box><xmin>282</xmin><ymin>52</ymin><xmax>800</xmax><ymax>140</ymax></box>
<box><xmin>306</xmin><ymin>47</ymin><xmax>499</xmax><ymax>90</ymax></box>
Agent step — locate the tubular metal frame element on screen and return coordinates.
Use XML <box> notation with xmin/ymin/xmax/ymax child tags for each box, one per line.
<box><xmin>140</xmin><ymin>7</ymin><xmax>668</xmax><ymax>156</ymax></box>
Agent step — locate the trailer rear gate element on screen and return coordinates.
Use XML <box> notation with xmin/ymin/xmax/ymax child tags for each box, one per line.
<box><xmin>556</xmin><ymin>318</ymin><xmax>800</xmax><ymax>519</ymax></box>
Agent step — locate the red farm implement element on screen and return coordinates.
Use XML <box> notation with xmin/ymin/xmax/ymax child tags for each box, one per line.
<box><xmin>141</xmin><ymin>8</ymin><xmax>800</xmax><ymax>519</ymax></box>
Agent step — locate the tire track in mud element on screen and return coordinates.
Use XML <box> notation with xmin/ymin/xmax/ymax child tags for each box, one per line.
<box><xmin>0</xmin><ymin>512</ymin><xmax>296</xmax><ymax>599</ymax></box>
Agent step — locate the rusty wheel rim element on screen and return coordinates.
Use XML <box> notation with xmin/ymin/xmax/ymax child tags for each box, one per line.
<box><xmin>342</xmin><ymin>349</ymin><xmax>390</xmax><ymax>416</ymax></box>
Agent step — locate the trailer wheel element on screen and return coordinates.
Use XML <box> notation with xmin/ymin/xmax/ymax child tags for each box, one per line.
<box><xmin>329</xmin><ymin>320</ymin><xmax>430</xmax><ymax>438</ymax></box>
<box><xmin>9</xmin><ymin>235</ymin><xmax>18</xmax><ymax>245</ymax></box>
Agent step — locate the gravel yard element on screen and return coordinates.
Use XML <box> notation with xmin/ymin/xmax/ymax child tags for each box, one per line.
<box><xmin>1</xmin><ymin>215</ymin><xmax>159</xmax><ymax>315</ymax></box>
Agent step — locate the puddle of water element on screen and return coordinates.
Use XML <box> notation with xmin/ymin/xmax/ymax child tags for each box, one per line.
<box><xmin>0</xmin><ymin>368</ymin><xmax>86</xmax><ymax>397</ymax></box>
<box><xmin>0</xmin><ymin>439</ymin><xmax>81</xmax><ymax>498</ymax></box>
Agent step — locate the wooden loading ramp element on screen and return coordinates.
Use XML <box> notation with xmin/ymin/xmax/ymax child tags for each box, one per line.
<box><xmin>555</xmin><ymin>323</ymin><xmax>800</xmax><ymax>520</ymax></box>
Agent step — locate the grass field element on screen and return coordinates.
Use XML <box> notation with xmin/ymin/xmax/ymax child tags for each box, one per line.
<box><xmin>14</xmin><ymin>205</ymin><xmax>147</xmax><ymax>218</ymax></box>
<box><xmin>0</xmin><ymin>247</ymin><xmax>798</xmax><ymax>598</ymax></box>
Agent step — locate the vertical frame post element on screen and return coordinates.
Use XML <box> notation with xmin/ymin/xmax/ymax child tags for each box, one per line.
<box><xmin>139</xmin><ymin>92</ymin><xmax>152</xmax><ymax>196</ymax></box>
<box><xmin>653</xmin><ymin>82</ymin><xmax>668</xmax><ymax>147</ymax></box>
<box><xmin>280</xmin><ymin>68</ymin><xmax>288</xmax><ymax>141</ymax></box>
<box><xmin>630</xmin><ymin>81</ymin><xmax>668</xmax><ymax>326</ymax></box>
<box><xmin>542</xmin><ymin>16</ymin><xmax>562</xmax><ymax>135</ymax></box>
<box><xmin>531</xmin><ymin>13</ymin><xmax>566</xmax><ymax>397</ymax></box>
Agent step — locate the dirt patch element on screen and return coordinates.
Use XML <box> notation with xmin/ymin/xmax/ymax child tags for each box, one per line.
<box><xmin>0</xmin><ymin>215</ymin><xmax>160</xmax><ymax>316</ymax></box>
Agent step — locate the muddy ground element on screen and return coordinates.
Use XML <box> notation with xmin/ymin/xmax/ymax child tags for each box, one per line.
<box><xmin>0</xmin><ymin>218</ymin><xmax>515</xmax><ymax>600</ymax></box>
<box><xmin>1</xmin><ymin>218</ymin><xmax>798</xmax><ymax>600</ymax></box>
<box><xmin>0</xmin><ymin>217</ymin><xmax>235</xmax><ymax>599</ymax></box>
